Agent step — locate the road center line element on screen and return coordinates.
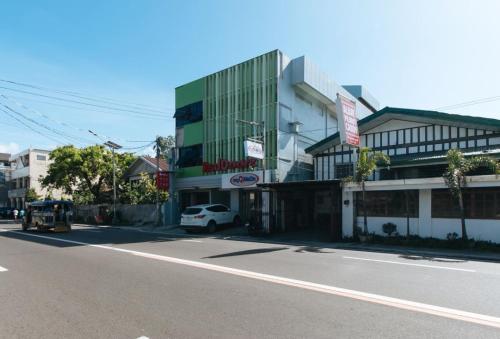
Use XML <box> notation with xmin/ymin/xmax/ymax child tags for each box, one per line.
<box><xmin>343</xmin><ymin>256</ymin><xmax>476</xmax><ymax>272</ymax></box>
<box><xmin>0</xmin><ymin>265</ymin><xmax>8</xmax><ymax>272</ymax></box>
<box><xmin>181</xmin><ymin>239</ymin><xmax>203</xmax><ymax>243</ymax></box>
<box><xmin>7</xmin><ymin>230</ymin><xmax>500</xmax><ymax>329</ymax></box>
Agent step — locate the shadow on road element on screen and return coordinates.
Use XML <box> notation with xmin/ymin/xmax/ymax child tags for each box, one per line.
<box><xmin>203</xmin><ymin>247</ymin><xmax>289</xmax><ymax>259</ymax></box>
<box><xmin>398</xmin><ymin>254</ymin><xmax>467</xmax><ymax>263</ymax></box>
<box><xmin>294</xmin><ymin>246</ymin><xmax>335</xmax><ymax>254</ymax></box>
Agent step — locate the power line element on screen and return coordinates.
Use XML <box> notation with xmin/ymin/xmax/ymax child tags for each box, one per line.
<box><xmin>436</xmin><ymin>95</ymin><xmax>500</xmax><ymax>111</ymax></box>
<box><xmin>0</xmin><ymin>86</ymin><xmax>170</xmax><ymax>120</ymax></box>
<box><xmin>0</xmin><ymin>102</ymin><xmax>88</xmax><ymax>146</ymax></box>
<box><xmin>0</xmin><ymin>78</ymin><xmax>173</xmax><ymax>114</ymax></box>
<box><xmin>1</xmin><ymin>95</ymin><xmax>95</xmax><ymax>145</ymax></box>
<box><xmin>0</xmin><ymin>107</ymin><xmax>63</xmax><ymax>144</ymax></box>
<box><xmin>2</xmin><ymin>94</ymin><xmax>169</xmax><ymax>121</ymax></box>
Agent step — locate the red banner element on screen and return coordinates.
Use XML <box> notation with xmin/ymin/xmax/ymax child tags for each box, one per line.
<box><xmin>337</xmin><ymin>94</ymin><xmax>360</xmax><ymax>147</ymax></box>
<box><xmin>156</xmin><ymin>171</ymin><xmax>169</xmax><ymax>191</ymax></box>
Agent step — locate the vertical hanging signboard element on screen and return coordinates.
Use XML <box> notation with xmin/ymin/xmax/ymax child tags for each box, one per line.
<box><xmin>336</xmin><ymin>94</ymin><xmax>360</xmax><ymax>147</ymax></box>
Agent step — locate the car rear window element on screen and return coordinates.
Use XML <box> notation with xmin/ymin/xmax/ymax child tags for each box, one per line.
<box><xmin>183</xmin><ymin>208</ymin><xmax>203</xmax><ymax>215</ymax></box>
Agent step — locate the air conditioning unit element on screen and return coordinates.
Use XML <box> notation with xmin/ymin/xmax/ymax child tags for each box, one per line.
<box><xmin>288</xmin><ymin>121</ymin><xmax>302</xmax><ymax>133</ymax></box>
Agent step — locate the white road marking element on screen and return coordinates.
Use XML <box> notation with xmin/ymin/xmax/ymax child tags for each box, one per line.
<box><xmin>0</xmin><ymin>265</ymin><xmax>8</xmax><ymax>272</ymax></box>
<box><xmin>343</xmin><ymin>256</ymin><xmax>476</xmax><ymax>272</ymax></box>
<box><xmin>136</xmin><ymin>336</ymin><xmax>149</xmax><ymax>339</ymax></box>
<box><xmin>8</xmin><ymin>230</ymin><xmax>500</xmax><ymax>329</ymax></box>
<box><xmin>181</xmin><ymin>239</ymin><xmax>202</xmax><ymax>243</ymax></box>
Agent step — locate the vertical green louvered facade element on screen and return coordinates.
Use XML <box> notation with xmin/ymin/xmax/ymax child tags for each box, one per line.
<box><xmin>176</xmin><ymin>50</ymin><xmax>279</xmax><ymax>178</ymax></box>
<box><xmin>204</xmin><ymin>50</ymin><xmax>278</xmax><ymax>170</ymax></box>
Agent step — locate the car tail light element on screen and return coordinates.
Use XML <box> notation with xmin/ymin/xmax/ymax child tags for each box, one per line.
<box><xmin>194</xmin><ymin>214</ymin><xmax>206</xmax><ymax>219</ymax></box>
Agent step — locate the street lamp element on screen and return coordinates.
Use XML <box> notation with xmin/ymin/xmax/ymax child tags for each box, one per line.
<box><xmin>104</xmin><ymin>141</ymin><xmax>122</xmax><ymax>225</ymax></box>
<box><xmin>89</xmin><ymin>130</ymin><xmax>122</xmax><ymax>225</ymax></box>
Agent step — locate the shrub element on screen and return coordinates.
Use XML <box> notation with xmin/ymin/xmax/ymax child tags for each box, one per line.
<box><xmin>382</xmin><ymin>222</ymin><xmax>397</xmax><ymax>236</ymax></box>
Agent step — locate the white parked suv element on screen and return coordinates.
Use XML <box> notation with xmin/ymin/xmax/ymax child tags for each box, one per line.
<box><xmin>180</xmin><ymin>204</ymin><xmax>241</xmax><ymax>233</ymax></box>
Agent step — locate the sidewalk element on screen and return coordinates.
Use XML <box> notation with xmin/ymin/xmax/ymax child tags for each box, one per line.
<box><xmin>80</xmin><ymin>223</ymin><xmax>500</xmax><ymax>263</ymax></box>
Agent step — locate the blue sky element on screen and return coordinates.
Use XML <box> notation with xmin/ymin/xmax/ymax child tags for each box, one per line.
<box><xmin>1</xmin><ymin>0</ymin><xmax>499</xmax><ymax>154</ymax></box>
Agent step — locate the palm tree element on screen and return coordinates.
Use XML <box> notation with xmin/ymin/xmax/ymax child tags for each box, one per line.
<box><xmin>349</xmin><ymin>147</ymin><xmax>390</xmax><ymax>235</ymax></box>
<box><xmin>443</xmin><ymin>149</ymin><xmax>499</xmax><ymax>241</ymax></box>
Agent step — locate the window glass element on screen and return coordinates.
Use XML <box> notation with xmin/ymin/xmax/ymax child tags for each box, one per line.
<box><xmin>335</xmin><ymin>164</ymin><xmax>353</xmax><ymax>179</ymax></box>
<box><xmin>36</xmin><ymin>155</ymin><xmax>46</xmax><ymax>161</ymax></box>
<box><xmin>175</xmin><ymin>101</ymin><xmax>203</xmax><ymax>128</ymax></box>
<box><xmin>183</xmin><ymin>208</ymin><xmax>203</xmax><ymax>215</ymax></box>
<box><xmin>432</xmin><ymin>188</ymin><xmax>500</xmax><ymax>219</ymax></box>
<box><xmin>177</xmin><ymin>144</ymin><xmax>203</xmax><ymax>168</ymax></box>
<box><xmin>356</xmin><ymin>190</ymin><xmax>419</xmax><ymax>217</ymax></box>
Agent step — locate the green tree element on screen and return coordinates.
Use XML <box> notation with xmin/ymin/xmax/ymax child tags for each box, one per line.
<box><xmin>25</xmin><ymin>188</ymin><xmax>40</xmax><ymax>202</ymax></box>
<box><xmin>155</xmin><ymin>135</ymin><xmax>175</xmax><ymax>159</ymax></box>
<box><xmin>443</xmin><ymin>149</ymin><xmax>499</xmax><ymax>241</ymax></box>
<box><xmin>121</xmin><ymin>172</ymin><xmax>168</xmax><ymax>204</ymax></box>
<box><xmin>41</xmin><ymin>145</ymin><xmax>135</xmax><ymax>204</ymax></box>
<box><xmin>346</xmin><ymin>147</ymin><xmax>390</xmax><ymax>235</ymax></box>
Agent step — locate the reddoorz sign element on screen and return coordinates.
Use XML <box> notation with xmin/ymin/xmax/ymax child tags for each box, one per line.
<box><xmin>202</xmin><ymin>158</ymin><xmax>257</xmax><ymax>173</ymax></box>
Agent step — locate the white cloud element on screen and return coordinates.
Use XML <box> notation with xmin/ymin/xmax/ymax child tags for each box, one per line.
<box><xmin>0</xmin><ymin>142</ymin><xmax>20</xmax><ymax>154</ymax></box>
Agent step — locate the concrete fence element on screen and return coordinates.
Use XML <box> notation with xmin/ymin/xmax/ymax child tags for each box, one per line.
<box><xmin>75</xmin><ymin>203</ymin><xmax>158</xmax><ymax>225</ymax></box>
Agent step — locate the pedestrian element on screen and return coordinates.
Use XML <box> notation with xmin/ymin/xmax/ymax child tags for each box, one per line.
<box><xmin>13</xmin><ymin>208</ymin><xmax>18</xmax><ymax>221</ymax></box>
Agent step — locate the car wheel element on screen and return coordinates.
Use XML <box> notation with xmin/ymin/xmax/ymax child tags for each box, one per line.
<box><xmin>207</xmin><ymin>220</ymin><xmax>216</xmax><ymax>233</ymax></box>
<box><xmin>233</xmin><ymin>216</ymin><xmax>241</xmax><ymax>227</ymax></box>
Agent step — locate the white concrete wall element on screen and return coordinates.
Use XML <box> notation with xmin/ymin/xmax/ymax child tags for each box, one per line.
<box><xmin>277</xmin><ymin>53</ymin><xmax>337</xmax><ymax>182</ymax></box>
<box><xmin>342</xmin><ymin>180</ymin><xmax>500</xmax><ymax>243</ymax></box>
<box><xmin>355</xmin><ymin>217</ymin><xmax>420</xmax><ymax>236</ymax></box>
<box><xmin>431</xmin><ymin>219</ymin><xmax>500</xmax><ymax>243</ymax></box>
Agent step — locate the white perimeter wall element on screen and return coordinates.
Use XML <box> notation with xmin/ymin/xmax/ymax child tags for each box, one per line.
<box><xmin>342</xmin><ymin>184</ymin><xmax>500</xmax><ymax>243</ymax></box>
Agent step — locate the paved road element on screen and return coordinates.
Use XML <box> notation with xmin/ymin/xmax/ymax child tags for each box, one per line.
<box><xmin>1</xmin><ymin>221</ymin><xmax>500</xmax><ymax>338</ymax></box>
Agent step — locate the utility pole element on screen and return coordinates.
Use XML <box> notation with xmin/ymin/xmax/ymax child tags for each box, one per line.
<box><xmin>155</xmin><ymin>136</ymin><xmax>162</xmax><ymax>227</ymax></box>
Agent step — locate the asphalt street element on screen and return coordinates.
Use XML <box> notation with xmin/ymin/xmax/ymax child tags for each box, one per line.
<box><xmin>1</xmin><ymin>221</ymin><xmax>500</xmax><ymax>338</ymax></box>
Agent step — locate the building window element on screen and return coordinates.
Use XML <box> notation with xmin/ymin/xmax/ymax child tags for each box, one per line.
<box><xmin>356</xmin><ymin>190</ymin><xmax>419</xmax><ymax>218</ymax></box>
<box><xmin>174</xmin><ymin>101</ymin><xmax>203</xmax><ymax>128</ymax></box>
<box><xmin>177</xmin><ymin>144</ymin><xmax>203</xmax><ymax>168</ymax></box>
<box><xmin>432</xmin><ymin>188</ymin><xmax>500</xmax><ymax>219</ymax></box>
<box><xmin>335</xmin><ymin>163</ymin><xmax>353</xmax><ymax>179</ymax></box>
<box><xmin>36</xmin><ymin>155</ymin><xmax>47</xmax><ymax>161</ymax></box>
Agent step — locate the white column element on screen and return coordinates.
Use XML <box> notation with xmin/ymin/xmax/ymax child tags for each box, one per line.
<box><xmin>419</xmin><ymin>189</ymin><xmax>432</xmax><ymax>238</ymax></box>
<box><xmin>342</xmin><ymin>189</ymin><xmax>354</xmax><ymax>237</ymax></box>
<box><xmin>230</xmin><ymin>190</ymin><xmax>239</xmax><ymax>213</ymax></box>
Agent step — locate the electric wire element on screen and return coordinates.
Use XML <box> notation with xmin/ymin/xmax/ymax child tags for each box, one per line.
<box><xmin>0</xmin><ymin>107</ymin><xmax>64</xmax><ymax>144</ymax></box>
<box><xmin>1</xmin><ymin>95</ymin><xmax>96</xmax><ymax>145</ymax></box>
<box><xmin>436</xmin><ymin>95</ymin><xmax>500</xmax><ymax>111</ymax></box>
<box><xmin>0</xmin><ymin>101</ymin><xmax>90</xmax><ymax>146</ymax></box>
<box><xmin>0</xmin><ymin>86</ymin><xmax>170</xmax><ymax>120</ymax></box>
<box><xmin>0</xmin><ymin>78</ymin><xmax>172</xmax><ymax>114</ymax></box>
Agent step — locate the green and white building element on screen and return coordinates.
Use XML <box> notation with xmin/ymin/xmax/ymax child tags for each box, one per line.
<box><xmin>173</xmin><ymin>50</ymin><xmax>378</xmax><ymax>229</ymax></box>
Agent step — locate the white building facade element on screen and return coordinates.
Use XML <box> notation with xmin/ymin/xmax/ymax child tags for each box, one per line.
<box><xmin>306</xmin><ymin>107</ymin><xmax>500</xmax><ymax>242</ymax></box>
<box><xmin>8</xmin><ymin>149</ymin><xmax>63</xmax><ymax>208</ymax></box>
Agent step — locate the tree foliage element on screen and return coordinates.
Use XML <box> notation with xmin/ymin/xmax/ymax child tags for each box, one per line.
<box><xmin>155</xmin><ymin>135</ymin><xmax>175</xmax><ymax>160</ymax></box>
<box><xmin>41</xmin><ymin>145</ymin><xmax>135</xmax><ymax>204</ymax></box>
<box><xmin>443</xmin><ymin>149</ymin><xmax>499</xmax><ymax>240</ymax></box>
<box><xmin>345</xmin><ymin>147</ymin><xmax>390</xmax><ymax>236</ymax></box>
<box><xmin>25</xmin><ymin>188</ymin><xmax>40</xmax><ymax>202</ymax></box>
<box><xmin>121</xmin><ymin>172</ymin><xmax>169</xmax><ymax>205</ymax></box>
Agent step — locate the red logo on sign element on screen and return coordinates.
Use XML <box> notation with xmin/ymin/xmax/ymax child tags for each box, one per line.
<box><xmin>202</xmin><ymin>158</ymin><xmax>257</xmax><ymax>173</ymax></box>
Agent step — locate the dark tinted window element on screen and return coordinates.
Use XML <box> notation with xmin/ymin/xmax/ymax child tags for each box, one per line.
<box><xmin>356</xmin><ymin>190</ymin><xmax>419</xmax><ymax>217</ymax></box>
<box><xmin>432</xmin><ymin>188</ymin><xmax>500</xmax><ymax>219</ymax></box>
<box><xmin>175</xmin><ymin>101</ymin><xmax>203</xmax><ymax>128</ymax></box>
<box><xmin>177</xmin><ymin>144</ymin><xmax>203</xmax><ymax>168</ymax></box>
<box><xmin>183</xmin><ymin>208</ymin><xmax>202</xmax><ymax>215</ymax></box>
